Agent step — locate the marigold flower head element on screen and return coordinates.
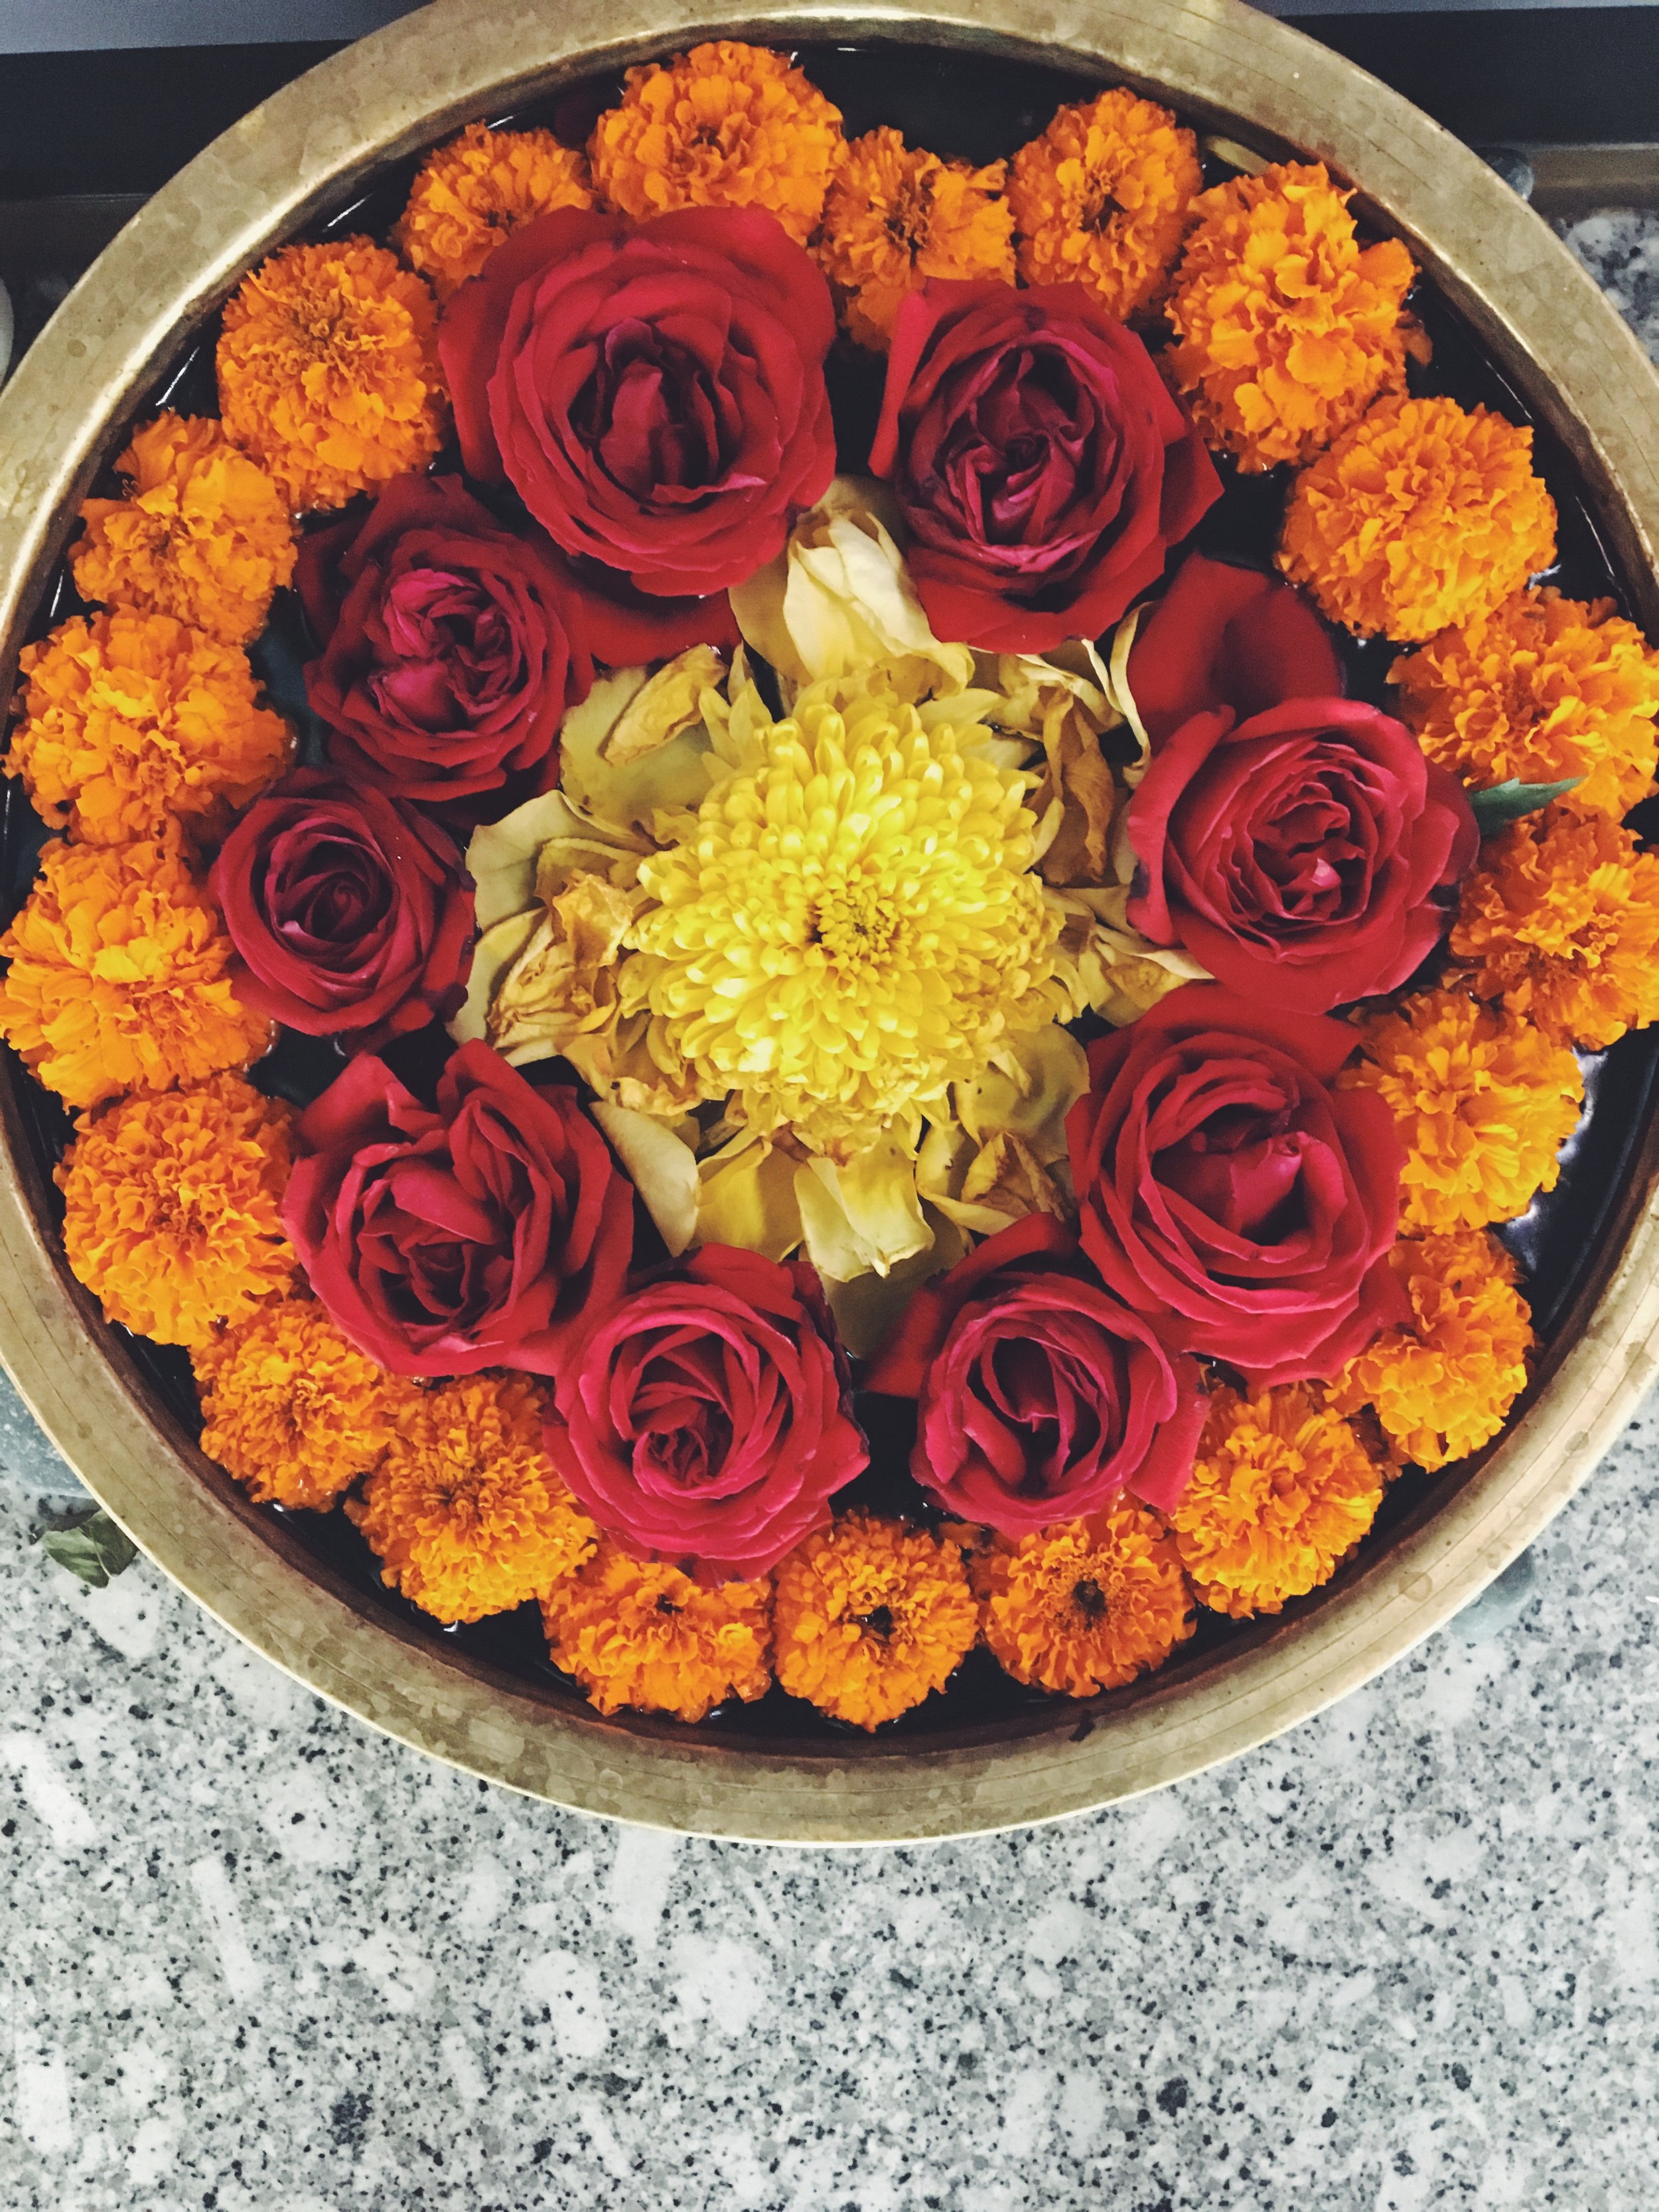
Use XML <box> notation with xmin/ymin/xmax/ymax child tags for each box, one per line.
<box><xmin>347</xmin><ymin>1374</ymin><xmax>595</xmax><ymax>1625</ymax></box>
<box><xmin>772</xmin><ymin>1513</ymin><xmax>977</xmax><ymax>1729</ymax></box>
<box><xmin>7</xmin><ymin>611</ymin><xmax>292</xmax><ymax>847</ymax></box>
<box><xmin>1393</xmin><ymin>587</ymin><xmax>1659</xmax><ymax>817</ymax></box>
<box><xmin>541</xmin><ymin>1542</ymin><xmax>772</xmax><ymax>1722</ymax></box>
<box><xmin>1341</xmin><ymin>986</ymin><xmax>1583</xmax><ymax>1232</ymax></box>
<box><xmin>630</xmin><ymin>674</ymin><xmax>1057</xmax><ymax>1152</ymax></box>
<box><xmin>980</xmin><ymin>1508</ymin><xmax>1194</xmax><ymax>1697</ymax></box>
<box><xmin>0</xmin><ymin>838</ymin><xmax>272</xmax><ymax>1111</ymax></box>
<box><xmin>816</xmin><ymin>127</ymin><xmax>1014</xmax><ymax>349</ymax></box>
<box><xmin>394</xmin><ymin>122</ymin><xmax>596</xmax><ymax>301</ymax></box>
<box><xmin>1451</xmin><ymin>804</ymin><xmax>1659</xmax><ymax>1050</ymax></box>
<box><xmin>72</xmin><ymin>412</ymin><xmax>297</xmax><ymax>645</ymax></box>
<box><xmin>1331</xmin><ymin>1230</ymin><xmax>1532</xmax><ymax>1470</ymax></box>
<box><xmin>1169</xmin><ymin>1384</ymin><xmax>1384</xmax><ymax>1617</ymax></box>
<box><xmin>1007</xmin><ymin>87</ymin><xmax>1200</xmax><ymax>323</ymax></box>
<box><xmin>590</xmin><ymin>41</ymin><xmax>844</xmax><ymax>246</ymax></box>
<box><xmin>216</xmin><ymin>237</ymin><xmax>447</xmax><ymax>512</ymax></box>
<box><xmin>1165</xmin><ymin>161</ymin><xmax>1419</xmax><ymax>473</ymax></box>
<box><xmin>1279</xmin><ymin>395</ymin><xmax>1557</xmax><ymax>643</ymax></box>
<box><xmin>57</xmin><ymin>1074</ymin><xmax>295</xmax><ymax>1347</ymax></box>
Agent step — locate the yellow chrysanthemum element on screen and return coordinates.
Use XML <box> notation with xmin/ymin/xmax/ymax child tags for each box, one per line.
<box><xmin>772</xmin><ymin>1514</ymin><xmax>977</xmax><ymax>1730</ymax></box>
<box><xmin>1165</xmin><ymin>161</ymin><xmax>1420</xmax><ymax>473</ymax></box>
<box><xmin>816</xmin><ymin>127</ymin><xmax>1015</xmax><ymax>348</ymax></box>
<box><xmin>1169</xmin><ymin>1384</ymin><xmax>1384</xmax><ymax>1618</ymax></box>
<box><xmin>1341</xmin><ymin>987</ymin><xmax>1583</xmax><ymax>1232</ymax></box>
<box><xmin>72</xmin><ymin>412</ymin><xmax>297</xmax><ymax>645</ymax></box>
<box><xmin>1393</xmin><ymin>587</ymin><xmax>1659</xmax><ymax>818</ymax></box>
<box><xmin>541</xmin><ymin>1542</ymin><xmax>772</xmax><ymax>1723</ymax></box>
<box><xmin>629</xmin><ymin>675</ymin><xmax>1056</xmax><ymax>1151</ymax></box>
<box><xmin>394</xmin><ymin>122</ymin><xmax>596</xmax><ymax>301</ymax></box>
<box><xmin>979</xmin><ymin>1509</ymin><xmax>1194</xmax><ymax>1697</ymax></box>
<box><xmin>1007</xmin><ymin>87</ymin><xmax>1201</xmax><ymax>323</ymax></box>
<box><xmin>1331</xmin><ymin>1230</ymin><xmax>1533</xmax><ymax>1471</ymax></box>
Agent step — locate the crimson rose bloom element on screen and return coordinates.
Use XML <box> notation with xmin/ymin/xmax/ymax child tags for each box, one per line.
<box><xmin>210</xmin><ymin>769</ymin><xmax>476</xmax><ymax>1043</ymax></box>
<box><xmin>1126</xmin><ymin>696</ymin><xmax>1478</xmax><ymax>1013</ymax></box>
<box><xmin>1125</xmin><ymin>553</ymin><xmax>1344</xmax><ymax>749</ymax></box>
<box><xmin>863</xmin><ymin>1215</ymin><xmax>1207</xmax><ymax>1530</ymax></box>
<box><xmin>284</xmin><ymin>1039</ymin><xmax>632</xmax><ymax>1376</ymax></box>
<box><xmin>298</xmin><ymin>471</ymin><xmax>591</xmax><ymax>803</ymax></box>
<box><xmin>545</xmin><ymin>1245</ymin><xmax>867</xmax><ymax>1584</ymax></box>
<box><xmin>439</xmin><ymin>204</ymin><xmax>835</xmax><ymax>654</ymax></box>
<box><xmin>868</xmin><ymin>280</ymin><xmax>1218</xmax><ymax>653</ymax></box>
<box><xmin>1066</xmin><ymin>984</ymin><xmax>1406</xmax><ymax>1390</ymax></box>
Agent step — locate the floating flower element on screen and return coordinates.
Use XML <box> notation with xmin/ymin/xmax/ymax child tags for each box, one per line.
<box><xmin>541</xmin><ymin>1541</ymin><xmax>772</xmax><ymax>1722</ymax></box>
<box><xmin>1340</xmin><ymin>987</ymin><xmax>1583</xmax><ymax>1232</ymax></box>
<box><xmin>1169</xmin><ymin>1383</ymin><xmax>1384</xmax><ymax>1617</ymax></box>
<box><xmin>1279</xmin><ymin>395</ymin><xmax>1557</xmax><ymax>643</ymax></box>
<box><xmin>347</xmin><ymin>1373</ymin><xmax>596</xmax><ymax>1624</ymax></box>
<box><xmin>1007</xmin><ymin>88</ymin><xmax>1200</xmax><ymax>323</ymax></box>
<box><xmin>772</xmin><ymin>1514</ymin><xmax>977</xmax><ymax>1729</ymax></box>
<box><xmin>394</xmin><ymin>121</ymin><xmax>595</xmax><ymax>299</ymax></box>
<box><xmin>816</xmin><ymin>128</ymin><xmax>1014</xmax><ymax>348</ymax></box>
<box><xmin>1330</xmin><ymin>1230</ymin><xmax>1533</xmax><ymax>1470</ymax></box>
<box><xmin>979</xmin><ymin>1507</ymin><xmax>1195</xmax><ymax>1695</ymax></box>
<box><xmin>71</xmin><ymin>412</ymin><xmax>297</xmax><ymax>644</ymax></box>
<box><xmin>0</xmin><ymin>839</ymin><xmax>271</xmax><ymax>1111</ymax></box>
<box><xmin>6</xmin><ymin>610</ymin><xmax>291</xmax><ymax>846</ymax></box>
<box><xmin>57</xmin><ymin>1074</ymin><xmax>295</xmax><ymax>1347</ymax></box>
<box><xmin>217</xmin><ymin>237</ymin><xmax>447</xmax><ymax>511</ymax></box>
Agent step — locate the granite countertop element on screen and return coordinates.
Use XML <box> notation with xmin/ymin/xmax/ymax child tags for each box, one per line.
<box><xmin>2</xmin><ymin>212</ymin><xmax>1657</xmax><ymax>2212</ymax></box>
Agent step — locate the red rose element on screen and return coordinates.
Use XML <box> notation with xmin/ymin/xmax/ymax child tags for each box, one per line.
<box><xmin>1126</xmin><ymin>696</ymin><xmax>1478</xmax><ymax>1013</ymax></box>
<box><xmin>439</xmin><ymin>205</ymin><xmax>836</xmax><ymax>648</ymax></box>
<box><xmin>545</xmin><ymin>1245</ymin><xmax>867</xmax><ymax>1584</ymax></box>
<box><xmin>210</xmin><ymin>769</ymin><xmax>476</xmax><ymax>1044</ymax></box>
<box><xmin>284</xmin><ymin>1039</ymin><xmax>632</xmax><ymax>1376</ymax></box>
<box><xmin>1125</xmin><ymin>552</ymin><xmax>1344</xmax><ymax>748</ymax></box>
<box><xmin>1066</xmin><ymin>984</ymin><xmax>1407</xmax><ymax>1390</ymax></box>
<box><xmin>298</xmin><ymin>472</ymin><xmax>591</xmax><ymax>803</ymax></box>
<box><xmin>863</xmin><ymin>1215</ymin><xmax>1207</xmax><ymax>1530</ymax></box>
<box><xmin>868</xmin><ymin>281</ymin><xmax>1219</xmax><ymax>653</ymax></box>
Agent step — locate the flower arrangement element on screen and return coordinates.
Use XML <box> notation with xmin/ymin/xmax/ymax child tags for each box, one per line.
<box><xmin>9</xmin><ymin>46</ymin><xmax>1658</xmax><ymax>1737</ymax></box>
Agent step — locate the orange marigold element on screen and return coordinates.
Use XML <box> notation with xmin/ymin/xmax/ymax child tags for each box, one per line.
<box><xmin>347</xmin><ymin>1373</ymin><xmax>595</xmax><ymax>1625</ymax></box>
<box><xmin>1169</xmin><ymin>1384</ymin><xmax>1384</xmax><ymax>1618</ymax></box>
<box><xmin>772</xmin><ymin>1513</ymin><xmax>977</xmax><ymax>1730</ymax></box>
<box><xmin>1007</xmin><ymin>87</ymin><xmax>1200</xmax><ymax>323</ymax></box>
<box><xmin>817</xmin><ymin>127</ymin><xmax>1015</xmax><ymax>349</ymax></box>
<box><xmin>7</xmin><ymin>610</ymin><xmax>292</xmax><ymax>847</ymax></box>
<box><xmin>1278</xmin><ymin>394</ymin><xmax>1557</xmax><ymax>643</ymax></box>
<box><xmin>0</xmin><ymin>839</ymin><xmax>271</xmax><ymax>1111</ymax></box>
<box><xmin>216</xmin><ymin>237</ymin><xmax>447</xmax><ymax>512</ymax></box>
<box><xmin>1341</xmin><ymin>986</ymin><xmax>1583</xmax><ymax>1232</ymax></box>
<box><xmin>541</xmin><ymin>1542</ymin><xmax>772</xmax><ymax>1723</ymax></box>
<box><xmin>1392</xmin><ymin>587</ymin><xmax>1659</xmax><ymax>818</ymax></box>
<box><xmin>589</xmin><ymin>41</ymin><xmax>844</xmax><ymax>246</ymax></box>
<box><xmin>394</xmin><ymin>122</ymin><xmax>596</xmax><ymax>301</ymax></box>
<box><xmin>980</xmin><ymin>1507</ymin><xmax>1194</xmax><ymax>1697</ymax></box>
<box><xmin>71</xmin><ymin>412</ymin><xmax>297</xmax><ymax>645</ymax></box>
<box><xmin>1165</xmin><ymin>161</ymin><xmax>1419</xmax><ymax>473</ymax></box>
<box><xmin>1331</xmin><ymin>1230</ymin><xmax>1532</xmax><ymax>1471</ymax></box>
<box><xmin>1451</xmin><ymin>804</ymin><xmax>1659</xmax><ymax>1051</ymax></box>
<box><xmin>57</xmin><ymin>1074</ymin><xmax>295</xmax><ymax>1347</ymax></box>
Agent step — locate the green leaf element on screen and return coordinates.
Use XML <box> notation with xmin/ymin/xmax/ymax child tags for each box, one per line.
<box><xmin>36</xmin><ymin>1508</ymin><xmax>137</xmax><ymax>1589</ymax></box>
<box><xmin>1469</xmin><ymin>777</ymin><xmax>1583</xmax><ymax>834</ymax></box>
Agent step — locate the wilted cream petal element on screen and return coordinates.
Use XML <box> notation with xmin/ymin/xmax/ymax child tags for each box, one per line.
<box><xmin>794</xmin><ymin>1128</ymin><xmax>931</xmax><ymax>1282</ymax></box>
<box><xmin>605</xmin><ymin>644</ymin><xmax>728</xmax><ymax>766</ymax></box>
<box><xmin>558</xmin><ymin>663</ymin><xmax>720</xmax><ymax>830</ymax></box>
<box><xmin>466</xmin><ymin>786</ymin><xmax>651</xmax><ymax>928</ymax></box>
<box><xmin>695</xmin><ymin>1130</ymin><xmax>804</xmax><ymax>1263</ymax></box>
<box><xmin>449</xmin><ymin>911</ymin><xmax>538</xmax><ymax>1047</ymax></box>
<box><xmin>1103</xmin><ymin>601</ymin><xmax>1153</xmax><ymax>788</ymax></box>
<box><xmin>1046</xmin><ymin>886</ymin><xmax>1212</xmax><ymax>1028</ymax></box>
<box><xmin>589</xmin><ymin>1102</ymin><xmax>699</xmax><ymax>1256</ymax></box>
<box><xmin>960</xmin><ymin>1023</ymin><xmax>1089</xmax><ymax>1161</ymax></box>
<box><xmin>488</xmin><ymin>875</ymin><xmax>643</xmax><ymax>1067</ymax></box>
<box><xmin>824</xmin><ymin>1207</ymin><xmax>968</xmax><ymax>1363</ymax></box>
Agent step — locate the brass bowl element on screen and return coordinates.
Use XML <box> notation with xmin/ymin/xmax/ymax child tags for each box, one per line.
<box><xmin>3</xmin><ymin>0</ymin><xmax>1658</xmax><ymax>1843</ymax></box>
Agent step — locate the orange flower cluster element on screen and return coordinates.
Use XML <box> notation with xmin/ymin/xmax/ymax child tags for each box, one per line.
<box><xmin>217</xmin><ymin>238</ymin><xmax>447</xmax><ymax>512</ymax></box>
<box><xmin>1007</xmin><ymin>87</ymin><xmax>1200</xmax><ymax>324</ymax></box>
<box><xmin>1393</xmin><ymin>587</ymin><xmax>1659</xmax><ymax>818</ymax></box>
<box><xmin>772</xmin><ymin>1514</ymin><xmax>977</xmax><ymax>1729</ymax></box>
<box><xmin>72</xmin><ymin>413</ymin><xmax>297</xmax><ymax>646</ymax></box>
<box><xmin>7</xmin><ymin>611</ymin><xmax>291</xmax><ymax>848</ymax></box>
<box><xmin>395</xmin><ymin>123</ymin><xmax>596</xmax><ymax>301</ymax></box>
<box><xmin>0</xmin><ymin>838</ymin><xmax>270</xmax><ymax>1110</ymax></box>
<box><xmin>541</xmin><ymin>1542</ymin><xmax>773</xmax><ymax>1723</ymax></box>
<box><xmin>1279</xmin><ymin>395</ymin><xmax>1557</xmax><ymax>643</ymax></box>
<box><xmin>57</xmin><ymin>1074</ymin><xmax>295</xmax><ymax>1347</ymax></box>
<box><xmin>1332</xmin><ymin>1230</ymin><xmax>1533</xmax><ymax>1471</ymax></box>
<box><xmin>590</xmin><ymin>41</ymin><xmax>844</xmax><ymax>246</ymax></box>
<box><xmin>818</xmin><ymin>128</ymin><xmax>1015</xmax><ymax>349</ymax></box>
<box><xmin>1165</xmin><ymin>162</ymin><xmax>1419</xmax><ymax>474</ymax></box>
<box><xmin>979</xmin><ymin>1507</ymin><xmax>1194</xmax><ymax>1696</ymax></box>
